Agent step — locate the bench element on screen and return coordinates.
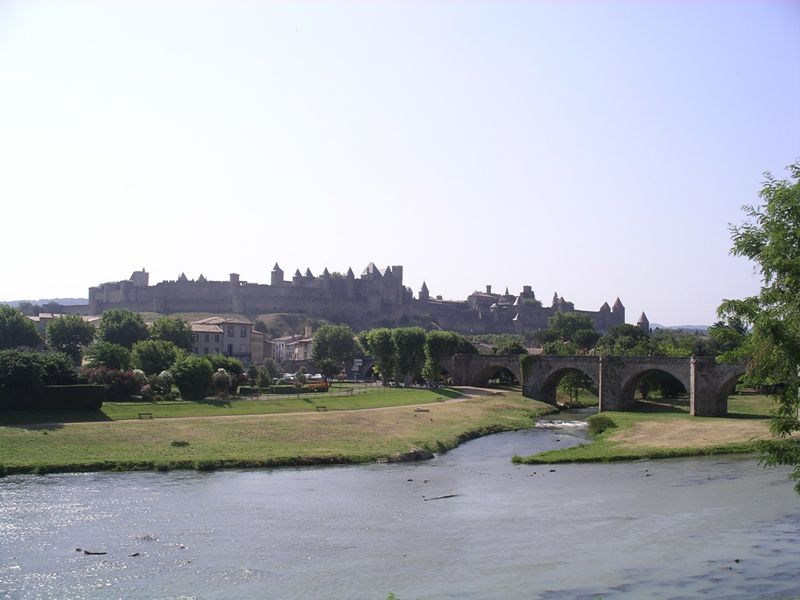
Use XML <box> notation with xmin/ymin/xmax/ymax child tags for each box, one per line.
<box><xmin>315</xmin><ymin>406</ymin><xmax>328</xmax><ymax>412</ymax></box>
<box><xmin>138</xmin><ymin>413</ymin><xmax>153</xmax><ymax>419</ymax></box>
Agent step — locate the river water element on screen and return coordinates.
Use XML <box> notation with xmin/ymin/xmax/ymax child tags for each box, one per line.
<box><xmin>1</xmin><ymin>415</ymin><xmax>799</xmax><ymax>600</ymax></box>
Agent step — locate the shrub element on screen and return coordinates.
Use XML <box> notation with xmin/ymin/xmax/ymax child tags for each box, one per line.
<box><xmin>86</xmin><ymin>341</ymin><xmax>132</xmax><ymax>370</ymax></box>
<box><xmin>587</xmin><ymin>413</ymin><xmax>617</xmax><ymax>436</ymax></box>
<box><xmin>31</xmin><ymin>385</ymin><xmax>105</xmax><ymax>410</ymax></box>
<box><xmin>131</xmin><ymin>339</ymin><xmax>182</xmax><ymax>375</ymax></box>
<box><xmin>171</xmin><ymin>355</ymin><xmax>213</xmax><ymax>401</ymax></box>
<box><xmin>80</xmin><ymin>366</ymin><xmax>143</xmax><ymax>401</ymax></box>
<box><xmin>212</xmin><ymin>369</ymin><xmax>233</xmax><ymax>397</ymax></box>
<box><xmin>0</xmin><ymin>349</ymin><xmax>77</xmax><ymax>406</ymax></box>
<box><xmin>237</xmin><ymin>386</ymin><xmax>259</xmax><ymax>396</ymax></box>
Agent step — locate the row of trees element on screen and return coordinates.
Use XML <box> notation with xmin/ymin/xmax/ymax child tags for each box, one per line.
<box><xmin>308</xmin><ymin>324</ymin><xmax>476</xmax><ymax>385</ymax></box>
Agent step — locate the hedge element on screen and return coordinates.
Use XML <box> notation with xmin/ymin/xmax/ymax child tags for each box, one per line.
<box><xmin>1</xmin><ymin>385</ymin><xmax>105</xmax><ymax>411</ymax></box>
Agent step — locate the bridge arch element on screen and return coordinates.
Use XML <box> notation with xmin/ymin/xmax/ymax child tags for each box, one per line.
<box><xmin>537</xmin><ymin>366</ymin><xmax>600</xmax><ymax>405</ymax></box>
<box><xmin>618</xmin><ymin>366</ymin><xmax>691</xmax><ymax>407</ymax></box>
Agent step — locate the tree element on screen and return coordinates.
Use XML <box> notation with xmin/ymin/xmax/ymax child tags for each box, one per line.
<box><xmin>718</xmin><ymin>161</ymin><xmax>800</xmax><ymax>492</ymax></box>
<box><xmin>571</xmin><ymin>329</ymin><xmax>600</xmax><ymax>352</ymax></box>
<box><xmin>594</xmin><ymin>324</ymin><xmax>652</xmax><ymax>356</ymax></box>
<box><xmin>262</xmin><ymin>358</ymin><xmax>281</xmax><ymax>382</ymax></box>
<box><xmin>312</xmin><ymin>324</ymin><xmax>357</xmax><ymax>367</ymax></box>
<box><xmin>491</xmin><ymin>338</ymin><xmax>528</xmax><ymax>355</ymax></box>
<box><xmin>423</xmin><ymin>330</ymin><xmax>460</xmax><ymax>381</ymax></box>
<box><xmin>171</xmin><ymin>355</ymin><xmax>213</xmax><ymax>400</ymax></box>
<box><xmin>46</xmin><ymin>315</ymin><xmax>95</xmax><ymax>365</ymax></box>
<box><xmin>86</xmin><ymin>341</ymin><xmax>132</xmax><ymax>370</ymax></box>
<box><xmin>98</xmin><ymin>309</ymin><xmax>149</xmax><ymax>348</ymax></box>
<box><xmin>212</xmin><ymin>368</ymin><xmax>233</xmax><ymax>397</ymax></box>
<box><xmin>131</xmin><ymin>339</ymin><xmax>183</xmax><ymax>375</ymax></box>
<box><xmin>392</xmin><ymin>327</ymin><xmax>426</xmax><ymax>386</ymax></box>
<box><xmin>0</xmin><ymin>305</ymin><xmax>41</xmax><ymax>349</ymax></box>
<box><xmin>548</xmin><ymin>312</ymin><xmax>595</xmax><ymax>342</ymax></box>
<box><xmin>317</xmin><ymin>358</ymin><xmax>341</xmax><ymax>382</ymax></box>
<box><xmin>0</xmin><ymin>349</ymin><xmax>76</xmax><ymax>399</ymax></box>
<box><xmin>359</xmin><ymin>328</ymin><xmax>395</xmax><ymax>384</ymax></box>
<box><xmin>149</xmin><ymin>316</ymin><xmax>194</xmax><ymax>351</ymax></box>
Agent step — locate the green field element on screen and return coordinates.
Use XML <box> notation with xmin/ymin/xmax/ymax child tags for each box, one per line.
<box><xmin>0</xmin><ymin>389</ymin><xmax>556</xmax><ymax>475</ymax></box>
<box><xmin>0</xmin><ymin>385</ymin><xmax>461</xmax><ymax>425</ymax></box>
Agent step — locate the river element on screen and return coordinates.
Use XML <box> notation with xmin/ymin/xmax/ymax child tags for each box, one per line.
<box><xmin>1</xmin><ymin>414</ymin><xmax>798</xmax><ymax>599</ymax></box>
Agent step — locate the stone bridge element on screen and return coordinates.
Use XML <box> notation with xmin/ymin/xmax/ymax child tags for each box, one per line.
<box><xmin>444</xmin><ymin>354</ymin><xmax>746</xmax><ymax>417</ymax></box>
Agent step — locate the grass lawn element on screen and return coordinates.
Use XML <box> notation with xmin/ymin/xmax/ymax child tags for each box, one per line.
<box><xmin>513</xmin><ymin>393</ymin><xmax>777</xmax><ymax>464</ymax></box>
<box><xmin>0</xmin><ymin>386</ymin><xmax>463</xmax><ymax>425</ymax></box>
<box><xmin>0</xmin><ymin>389</ymin><xmax>556</xmax><ymax>475</ymax></box>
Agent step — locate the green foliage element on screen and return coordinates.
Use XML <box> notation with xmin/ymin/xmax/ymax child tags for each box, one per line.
<box><xmin>455</xmin><ymin>336</ymin><xmax>479</xmax><ymax>355</ymax></box>
<box><xmin>86</xmin><ymin>341</ymin><xmax>132</xmax><ymax>370</ymax></box>
<box><xmin>0</xmin><ymin>305</ymin><xmax>41</xmax><ymax>349</ymax></box>
<box><xmin>586</xmin><ymin>413</ymin><xmax>617</xmax><ymax>436</ymax></box>
<box><xmin>131</xmin><ymin>339</ymin><xmax>183</xmax><ymax>375</ymax></box>
<box><xmin>571</xmin><ymin>328</ymin><xmax>600</xmax><ymax>351</ymax></box>
<box><xmin>149</xmin><ymin>316</ymin><xmax>194</xmax><ymax>351</ymax></box>
<box><xmin>312</xmin><ymin>324</ymin><xmax>357</xmax><ymax>366</ymax></box>
<box><xmin>0</xmin><ymin>349</ymin><xmax>77</xmax><ymax>401</ymax></box>
<box><xmin>491</xmin><ymin>338</ymin><xmax>528</xmax><ymax>355</ymax></box>
<box><xmin>171</xmin><ymin>355</ymin><xmax>213</xmax><ymax>401</ymax></box>
<box><xmin>557</xmin><ymin>371</ymin><xmax>594</xmax><ymax>404</ymax></box>
<box><xmin>317</xmin><ymin>358</ymin><xmax>341</xmax><ymax>381</ymax></box>
<box><xmin>423</xmin><ymin>330</ymin><xmax>460</xmax><ymax>381</ymax></box>
<box><xmin>392</xmin><ymin>327</ymin><xmax>427</xmax><ymax>385</ymax></box>
<box><xmin>98</xmin><ymin>309</ymin><xmax>149</xmax><ymax>348</ymax></box>
<box><xmin>594</xmin><ymin>324</ymin><xmax>652</xmax><ymax>356</ymax></box>
<box><xmin>212</xmin><ymin>369</ymin><xmax>233</xmax><ymax>396</ymax></box>
<box><xmin>718</xmin><ymin>161</ymin><xmax>800</xmax><ymax>491</ymax></box>
<box><xmin>208</xmin><ymin>353</ymin><xmax>244</xmax><ymax>377</ymax></box>
<box><xmin>359</xmin><ymin>328</ymin><xmax>395</xmax><ymax>383</ymax></box>
<box><xmin>262</xmin><ymin>358</ymin><xmax>281</xmax><ymax>381</ymax></box>
<box><xmin>45</xmin><ymin>315</ymin><xmax>95</xmax><ymax>365</ymax></box>
<box><xmin>80</xmin><ymin>366</ymin><xmax>143</xmax><ymax>401</ymax></box>
<box><xmin>548</xmin><ymin>312</ymin><xmax>595</xmax><ymax>341</ymax></box>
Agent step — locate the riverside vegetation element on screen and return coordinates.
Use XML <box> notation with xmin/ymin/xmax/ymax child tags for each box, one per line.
<box><xmin>513</xmin><ymin>393</ymin><xmax>775</xmax><ymax>464</ymax></box>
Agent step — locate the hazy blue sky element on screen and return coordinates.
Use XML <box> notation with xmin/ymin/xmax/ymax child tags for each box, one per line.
<box><xmin>1</xmin><ymin>1</ymin><xmax>797</xmax><ymax>325</ymax></box>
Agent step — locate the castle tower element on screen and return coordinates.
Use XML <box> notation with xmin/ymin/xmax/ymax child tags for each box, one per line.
<box><xmin>637</xmin><ymin>312</ymin><xmax>650</xmax><ymax>333</ymax></box>
<box><xmin>271</xmin><ymin>263</ymin><xmax>284</xmax><ymax>286</ymax></box>
<box><xmin>612</xmin><ymin>297</ymin><xmax>626</xmax><ymax>325</ymax></box>
<box><xmin>419</xmin><ymin>281</ymin><xmax>430</xmax><ymax>302</ymax></box>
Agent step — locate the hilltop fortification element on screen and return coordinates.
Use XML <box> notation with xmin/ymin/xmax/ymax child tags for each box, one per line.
<box><xmin>89</xmin><ymin>264</ymin><xmax>627</xmax><ymax>334</ymax></box>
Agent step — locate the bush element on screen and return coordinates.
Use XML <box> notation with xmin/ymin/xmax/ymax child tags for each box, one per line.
<box><xmin>171</xmin><ymin>355</ymin><xmax>213</xmax><ymax>401</ymax></box>
<box><xmin>131</xmin><ymin>339</ymin><xmax>182</xmax><ymax>375</ymax></box>
<box><xmin>587</xmin><ymin>413</ymin><xmax>617</xmax><ymax>436</ymax></box>
<box><xmin>86</xmin><ymin>341</ymin><xmax>132</xmax><ymax>370</ymax></box>
<box><xmin>237</xmin><ymin>386</ymin><xmax>259</xmax><ymax>396</ymax></box>
<box><xmin>0</xmin><ymin>349</ymin><xmax>77</xmax><ymax>405</ymax></box>
<box><xmin>212</xmin><ymin>369</ymin><xmax>233</xmax><ymax>397</ymax></box>
<box><xmin>267</xmin><ymin>382</ymin><xmax>329</xmax><ymax>394</ymax></box>
<box><xmin>31</xmin><ymin>385</ymin><xmax>105</xmax><ymax>411</ymax></box>
<box><xmin>80</xmin><ymin>366</ymin><xmax>143</xmax><ymax>401</ymax></box>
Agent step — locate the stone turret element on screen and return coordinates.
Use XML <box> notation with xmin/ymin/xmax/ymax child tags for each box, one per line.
<box><xmin>271</xmin><ymin>263</ymin><xmax>284</xmax><ymax>286</ymax></box>
<box><xmin>178</xmin><ymin>272</ymin><xmax>188</xmax><ymax>283</ymax></box>
<box><xmin>612</xmin><ymin>297</ymin><xmax>625</xmax><ymax>326</ymax></box>
<box><xmin>600</xmin><ymin>301</ymin><xmax>611</xmax><ymax>312</ymax></box>
<box><xmin>637</xmin><ymin>312</ymin><xmax>650</xmax><ymax>332</ymax></box>
<box><xmin>305</xmin><ymin>268</ymin><xmax>314</xmax><ymax>278</ymax></box>
<box><xmin>293</xmin><ymin>269</ymin><xmax>303</xmax><ymax>284</ymax></box>
<box><xmin>419</xmin><ymin>281</ymin><xmax>430</xmax><ymax>302</ymax></box>
<box><xmin>198</xmin><ymin>274</ymin><xmax>207</xmax><ymax>283</ymax></box>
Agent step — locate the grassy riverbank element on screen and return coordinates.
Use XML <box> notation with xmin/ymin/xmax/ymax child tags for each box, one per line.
<box><xmin>0</xmin><ymin>389</ymin><xmax>555</xmax><ymax>475</ymax></box>
<box><xmin>0</xmin><ymin>385</ymin><xmax>459</xmax><ymax>425</ymax></box>
<box><xmin>513</xmin><ymin>394</ymin><xmax>776</xmax><ymax>464</ymax></box>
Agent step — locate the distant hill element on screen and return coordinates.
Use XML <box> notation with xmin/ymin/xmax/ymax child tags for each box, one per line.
<box><xmin>651</xmin><ymin>323</ymin><xmax>709</xmax><ymax>334</ymax></box>
<box><xmin>1</xmin><ymin>298</ymin><xmax>88</xmax><ymax>307</ymax></box>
